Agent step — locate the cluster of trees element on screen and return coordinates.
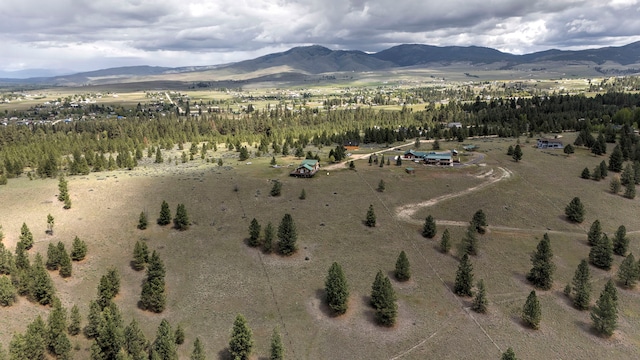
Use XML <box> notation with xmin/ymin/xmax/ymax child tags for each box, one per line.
<box><xmin>156</xmin><ymin>200</ymin><xmax>190</xmax><ymax>231</ymax></box>
<box><xmin>140</xmin><ymin>251</ymin><xmax>167</xmax><ymax>313</ymax></box>
<box><xmin>227</xmin><ymin>314</ymin><xmax>284</xmax><ymax>360</ymax></box>
<box><xmin>246</xmin><ymin>214</ymin><xmax>298</xmax><ymax>256</ymax></box>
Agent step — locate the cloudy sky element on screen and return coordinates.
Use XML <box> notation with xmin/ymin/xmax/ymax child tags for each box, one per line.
<box><xmin>2</xmin><ymin>0</ymin><xmax>640</xmax><ymax>75</ymax></box>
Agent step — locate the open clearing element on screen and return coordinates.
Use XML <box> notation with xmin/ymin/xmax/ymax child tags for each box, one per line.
<box><xmin>1</xmin><ymin>135</ymin><xmax>640</xmax><ymax>359</ymax></box>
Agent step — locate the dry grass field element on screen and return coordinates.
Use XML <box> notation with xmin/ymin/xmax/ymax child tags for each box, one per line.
<box><xmin>1</xmin><ymin>134</ymin><xmax>639</xmax><ymax>359</ymax></box>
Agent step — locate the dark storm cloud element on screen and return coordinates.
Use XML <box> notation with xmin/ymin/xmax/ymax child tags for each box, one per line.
<box><xmin>1</xmin><ymin>0</ymin><xmax>639</xmax><ymax>72</ymax></box>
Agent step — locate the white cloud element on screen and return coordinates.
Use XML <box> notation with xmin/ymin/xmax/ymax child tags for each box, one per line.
<box><xmin>1</xmin><ymin>0</ymin><xmax>639</xmax><ymax>72</ymax></box>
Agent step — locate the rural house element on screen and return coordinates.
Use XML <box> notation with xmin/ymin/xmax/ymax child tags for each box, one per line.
<box><xmin>290</xmin><ymin>159</ymin><xmax>320</xmax><ymax>177</ymax></box>
<box><xmin>403</xmin><ymin>149</ymin><xmax>454</xmax><ymax>166</ymax></box>
<box><xmin>536</xmin><ymin>138</ymin><xmax>564</xmax><ymax>149</ymax></box>
<box><xmin>343</xmin><ymin>140</ymin><xmax>360</xmax><ymax>151</ymax></box>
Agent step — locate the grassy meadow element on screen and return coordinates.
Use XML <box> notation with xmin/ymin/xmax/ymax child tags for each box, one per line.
<box><xmin>1</xmin><ymin>134</ymin><xmax>639</xmax><ymax>359</ymax></box>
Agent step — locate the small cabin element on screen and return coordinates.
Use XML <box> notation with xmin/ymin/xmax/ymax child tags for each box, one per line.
<box><xmin>290</xmin><ymin>159</ymin><xmax>319</xmax><ymax>178</ymax></box>
<box><xmin>343</xmin><ymin>140</ymin><xmax>360</xmax><ymax>151</ymax></box>
<box><xmin>537</xmin><ymin>138</ymin><xmax>564</xmax><ymax>149</ymax></box>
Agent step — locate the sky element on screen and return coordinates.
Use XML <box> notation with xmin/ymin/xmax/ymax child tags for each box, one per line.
<box><xmin>2</xmin><ymin>0</ymin><xmax>640</xmax><ymax>75</ymax></box>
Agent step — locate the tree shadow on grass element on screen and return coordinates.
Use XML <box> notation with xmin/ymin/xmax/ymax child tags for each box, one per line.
<box><xmin>314</xmin><ymin>288</ymin><xmax>337</xmax><ymax>318</ymax></box>
<box><xmin>360</xmin><ymin>295</ymin><xmax>378</xmax><ymax>325</ymax></box>
<box><xmin>218</xmin><ymin>348</ymin><xmax>231</xmax><ymax>360</ymax></box>
<box><xmin>511</xmin><ymin>270</ymin><xmax>531</xmax><ymax>287</ymax></box>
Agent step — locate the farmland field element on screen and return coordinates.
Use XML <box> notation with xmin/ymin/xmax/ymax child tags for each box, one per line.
<box><xmin>1</xmin><ymin>133</ymin><xmax>639</xmax><ymax>359</ymax></box>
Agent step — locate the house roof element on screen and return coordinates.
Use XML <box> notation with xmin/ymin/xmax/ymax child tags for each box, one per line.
<box><xmin>301</xmin><ymin>159</ymin><xmax>318</xmax><ymax>166</ymax></box>
<box><xmin>426</xmin><ymin>153</ymin><xmax>452</xmax><ymax>160</ymax></box>
<box><xmin>537</xmin><ymin>138</ymin><xmax>563</xmax><ymax>143</ymax></box>
<box><xmin>302</xmin><ymin>164</ymin><xmax>314</xmax><ymax>171</ymax></box>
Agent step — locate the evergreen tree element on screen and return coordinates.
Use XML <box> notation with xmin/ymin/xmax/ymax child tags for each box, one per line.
<box><xmin>277</xmin><ymin>214</ymin><xmax>298</xmax><ymax>256</ymax></box>
<box><xmin>29</xmin><ymin>254</ymin><xmax>55</xmax><ymax>305</ymax></box>
<box><xmin>591</xmin><ymin>165</ymin><xmax>602</xmax><ymax>181</ymax></box>
<box><xmin>522</xmin><ymin>290</ymin><xmax>541</xmax><ymax>329</ymax></box>
<box><xmin>263</xmin><ymin>222</ymin><xmax>274</xmax><ymax>253</ymax></box>
<box><xmin>248</xmin><ymin>218</ymin><xmax>261</xmax><ymax>247</ymax></box>
<box><xmin>396</xmin><ymin>156</ymin><xmax>402</xmax><ymax>166</ymax></box>
<box><xmin>140</xmin><ymin>253</ymin><xmax>167</xmax><ymax>313</ymax></box>
<box><xmin>581</xmin><ymin>167</ymin><xmax>591</xmax><ymax>179</ymax></box>
<box><xmin>454</xmin><ymin>254</ymin><xmax>474</xmax><ymax>296</ymax></box>
<box><xmin>97</xmin><ymin>268</ymin><xmax>120</xmax><ymax>308</ymax></box>
<box><xmin>15</xmin><ymin>241</ymin><xmax>30</xmax><ymax>271</ymax></box>
<box><xmin>471</xmin><ymin>279</ymin><xmax>488</xmax><ymax>313</ymax></box>
<box><xmin>269</xmin><ymin>328</ymin><xmax>284</xmax><ymax>360</ymax></box>
<box><xmin>564</xmin><ymin>197</ymin><xmax>585</xmax><ymax>223</ymax></box>
<box><xmin>137</xmin><ymin>211</ymin><xmax>148</xmax><ymax>230</ymax></box>
<box><xmin>571</xmin><ymin>259</ymin><xmax>592</xmax><ymax>310</ymax></box>
<box><xmin>365</xmin><ymin>204</ymin><xmax>376</xmax><ymax>227</ymax></box>
<box><xmin>394</xmin><ymin>251</ymin><xmax>411</xmax><ymax>282</ymax></box>
<box><xmin>589</xmin><ymin>234</ymin><xmax>613</xmax><ymax>270</ymax></box>
<box><xmin>459</xmin><ymin>225</ymin><xmax>479</xmax><ymax>256</ymax></box>
<box><xmin>157</xmin><ymin>200</ymin><xmax>172</xmax><ymax>226</ymax></box>
<box><xmin>63</xmin><ymin>195</ymin><xmax>72</xmax><ymax>210</ymax></box>
<box><xmin>299</xmin><ymin>188</ymin><xmax>306</xmax><ymax>200</ymax></box>
<box><xmin>610</xmin><ymin>176</ymin><xmax>622</xmax><ymax>193</ymax></box>
<box><xmin>373</xmin><ymin>273</ymin><xmax>397</xmax><ymax>326</ymax></box>
<box><xmin>174</xmin><ymin>324</ymin><xmax>185</xmax><ymax>345</ymax></box>
<box><xmin>0</xmin><ymin>276</ymin><xmax>17</xmax><ymax>306</ymax></box>
<box><xmin>617</xmin><ymin>253</ymin><xmax>639</xmax><ymax>288</ymax></box>
<box><xmin>190</xmin><ymin>337</ymin><xmax>205</xmax><ymax>360</ymax></box>
<box><xmin>440</xmin><ymin>228</ymin><xmax>452</xmax><ymax>253</ymax></box>
<box><xmin>47</xmin><ymin>298</ymin><xmax>71</xmax><ymax>359</ymax></box>
<box><xmin>270</xmin><ymin>156</ymin><xmax>277</xmax><ymax>166</ymax></box>
<box><xmin>422</xmin><ymin>215</ymin><xmax>436</xmax><ymax>238</ymax></box>
<box><xmin>84</xmin><ymin>300</ymin><xmax>101</xmax><ymax>338</ymax></box>
<box><xmin>564</xmin><ymin>144</ymin><xmax>575</xmax><ymax>154</ymax></box>
<box><xmin>68</xmin><ymin>304</ymin><xmax>81</xmax><ymax>336</ymax></box>
<box><xmin>58</xmin><ymin>175</ymin><xmax>69</xmax><ymax>202</ymax></box>
<box><xmin>471</xmin><ymin>209</ymin><xmax>488</xmax><ymax>233</ymax></box>
<box><xmin>91</xmin><ymin>305</ymin><xmax>125</xmax><ymax>360</ymax></box>
<box><xmin>153</xmin><ymin>319</ymin><xmax>177</xmax><ymax>360</ymax></box>
<box><xmin>132</xmin><ymin>240</ymin><xmax>149</xmax><ymax>271</ymax></box>
<box><xmin>11</xmin><ymin>316</ymin><xmax>47</xmax><ymax>360</ymax></box>
<box><xmin>621</xmin><ymin>162</ymin><xmax>634</xmax><ymax>185</ymax></box>
<box><xmin>71</xmin><ymin>236</ymin><xmax>87</xmax><ymax>261</ymax></box>
<box><xmin>229</xmin><ymin>314</ymin><xmax>253</xmax><ymax>360</ymax></box>
<box><xmin>624</xmin><ymin>182</ymin><xmax>636</xmax><ymax>199</ymax></box>
<box><xmin>591</xmin><ymin>282</ymin><xmax>618</xmax><ymax>337</ymax></box>
<box><xmin>124</xmin><ymin>319</ymin><xmax>147</xmax><ymax>360</ymax></box>
<box><xmin>46</xmin><ymin>214</ymin><xmax>54</xmax><ymax>235</ymax></box>
<box><xmin>587</xmin><ymin>220</ymin><xmax>602</xmax><ymax>246</ymax></box>
<box><xmin>173</xmin><ymin>203</ymin><xmax>190</xmax><ymax>230</ymax></box>
<box><xmin>609</xmin><ymin>145</ymin><xmax>624</xmax><ymax>172</ymax></box>
<box><xmin>19</xmin><ymin>223</ymin><xmax>33</xmax><ymax>250</ymax></box>
<box><xmin>507</xmin><ymin>145</ymin><xmax>514</xmax><ymax>156</ymax></box>
<box><xmin>501</xmin><ymin>347</ymin><xmax>517</xmax><ymax>360</ymax></box>
<box><xmin>599</xmin><ymin>160</ymin><xmax>608</xmax><ymax>178</ymax></box>
<box><xmin>377</xmin><ymin>179</ymin><xmax>386</xmax><ymax>192</ymax></box>
<box><xmin>527</xmin><ymin>233</ymin><xmax>555</xmax><ymax>290</ymax></box>
<box><xmin>58</xmin><ymin>243</ymin><xmax>72</xmax><ymax>278</ymax></box>
<box><xmin>270</xmin><ymin>180</ymin><xmax>282</xmax><ymax>197</ymax></box>
<box><xmin>46</xmin><ymin>243</ymin><xmax>61</xmax><ymax>270</ymax></box>
<box><xmin>613</xmin><ymin>225</ymin><xmax>629</xmax><ymax>256</ymax></box>
<box><xmin>325</xmin><ymin>262</ymin><xmax>349</xmax><ymax>315</ymax></box>
<box><xmin>512</xmin><ymin>144</ymin><xmax>523</xmax><ymax>162</ymax></box>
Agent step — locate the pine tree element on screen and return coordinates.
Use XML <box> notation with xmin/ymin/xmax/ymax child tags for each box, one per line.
<box><xmin>153</xmin><ymin>319</ymin><xmax>177</xmax><ymax>360</ymax></box>
<box><xmin>46</xmin><ymin>214</ymin><xmax>54</xmax><ymax>235</ymax></box>
<box><xmin>84</xmin><ymin>300</ymin><xmax>101</xmax><ymax>338</ymax></box>
<box><xmin>174</xmin><ymin>324</ymin><xmax>185</xmax><ymax>345</ymax></box>
<box><xmin>229</xmin><ymin>314</ymin><xmax>253</xmax><ymax>360</ymax></box>
<box><xmin>68</xmin><ymin>304</ymin><xmax>81</xmax><ymax>336</ymax></box>
<box><xmin>365</xmin><ymin>204</ymin><xmax>376</xmax><ymax>227</ymax></box>
<box><xmin>617</xmin><ymin>253</ymin><xmax>639</xmax><ymax>288</ymax></box>
<box><xmin>587</xmin><ymin>220</ymin><xmax>602</xmax><ymax>246</ymax></box>
<box><xmin>132</xmin><ymin>241</ymin><xmax>149</xmax><ymax>271</ymax></box>
<box><xmin>609</xmin><ymin>145</ymin><xmax>624</xmax><ymax>172</ymax></box>
<box><xmin>377</xmin><ymin>179</ymin><xmax>386</xmax><ymax>192</ymax></box>
<box><xmin>58</xmin><ymin>243</ymin><xmax>72</xmax><ymax>278</ymax></box>
<box><xmin>248</xmin><ymin>218</ymin><xmax>261</xmax><ymax>247</ymax></box>
<box><xmin>46</xmin><ymin>243</ymin><xmax>61</xmax><ymax>270</ymax></box>
<box><xmin>565</xmin><ymin>197</ymin><xmax>585</xmax><ymax>223</ymax></box>
<box><xmin>140</xmin><ymin>251</ymin><xmax>166</xmax><ymax>313</ymax></box>
<box><xmin>97</xmin><ymin>268</ymin><xmax>120</xmax><ymax>308</ymax></box>
<box><xmin>571</xmin><ymin>259</ymin><xmax>591</xmax><ymax>310</ymax></box>
<box><xmin>621</xmin><ymin>162</ymin><xmax>634</xmax><ymax>186</ymax></box>
<box><xmin>624</xmin><ymin>182</ymin><xmax>636</xmax><ymax>199</ymax></box>
<box><xmin>269</xmin><ymin>328</ymin><xmax>284</xmax><ymax>360</ymax></box>
<box><xmin>512</xmin><ymin>144</ymin><xmax>523</xmax><ymax>162</ymax></box>
<box><xmin>581</xmin><ymin>167</ymin><xmax>591</xmax><ymax>179</ymax></box>
<box><xmin>600</xmin><ymin>160</ymin><xmax>608</xmax><ymax>178</ymax></box>
<box><xmin>263</xmin><ymin>222</ymin><xmax>274</xmax><ymax>253</ymax></box>
<box><xmin>471</xmin><ymin>209</ymin><xmax>488</xmax><ymax>233</ymax></box>
<box><xmin>299</xmin><ymin>188</ymin><xmax>306</xmax><ymax>200</ymax></box>
<box><xmin>173</xmin><ymin>203</ymin><xmax>190</xmax><ymax>230</ymax></box>
<box><xmin>0</xmin><ymin>276</ymin><xmax>17</xmax><ymax>306</ymax></box>
<box><xmin>29</xmin><ymin>253</ymin><xmax>55</xmax><ymax>305</ymax></box>
<box><xmin>270</xmin><ymin>180</ymin><xmax>282</xmax><ymax>197</ymax></box>
<box><xmin>613</xmin><ymin>225</ymin><xmax>628</xmax><ymax>256</ymax></box>
<box><xmin>507</xmin><ymin>145</ymin><xmax>514</xmax><ymax>156</ymax></box>
<box><xmin>124</xmin><ymin>319</ymin><xmax>147</xmax><ymax>360</ymax></box>
<box><xmin>325</xmin><ymin>262</ymin><xmax>349</xmax><ymax>315</ymax></box>
<box><xmin>471</xmin><ymin>279</ymin><xmax>488</xmax><ymax>313</ymax></box>
<box><xmin>610</xmin><ymin>176</ymin><xmax>622</xmax><ymax>193</ymax></box>
<box><xmin>501</xmin><ymin>347</ymin><xmax>517</xmax><ymax>360</ymax></box>
<box><xmin>589</xmin><ymin>234</ymin><xmax>613</xmax><ymax>270</ymax></box>
<box><xmin>47</xmin><ymin>298</ymin><xmax>70</xmax><ymax>359</ymax></box>
<box><xmin>370</xmin><ymin>271</ymin><xmax>397</xmax><ymax>326</ymax></box>
<box><xmin>591</xmin><ymin>282</ymin><xmax>618</xmax><ymax>337</ymax></box>
<box><xmin>157</xmin><ymin>200</ymin><xmax>172</xmax><ymax>226</ymax></box>
<box><xmin>459</xmin><ymin>225</ymin><xmax>479</xmax><ymax>256</ymax></box>
<box><xmin>422</xmin><ymin>215</ymin><xmax>436</xmax><ymax>238</ymax></box>
<box><xmin>395</xmin><ymin>251</ymin><xmax>411</xmax><ymax>281</ymax></box>
<box><xmin>58</xmin><ymin>175</ymin><xmax>68</xmax><ymax>202</ymax></box>
<box><xmin>454</xmin><ymin>254</ymin><xmax>474</xmax><ymax>296</ymax></box>
<box><xmin>91</xmin><ymin>305</ymin><xmax>125</xmax><ymax>360</ymax></box>
<box><xmin>527</xmin><ymin>233</ymin><xmax>555</xmax><ymax>290</ymax></box>
<box><xmin>70</xmin><ymin>236</ymin><xmax>87</xmax><ymax>261</ymax></box>
<box><xmin>440</xmin><ymin>228</ymin><xmax>451</xmax><ymax>253</ymax></box>
<box><xmin>277</xmin><ymin>213</ymin><xmax>298</xmax><ymax>256</ymax></box>
<box><xmin>137</xmin><ymin>211</ymin><xmax>148</xmax><ymax>230</ymax></box>
<box><xmin>522</xmin><ymin>290</ymin><xmax>541</xmax><ymax>329</ymax></box>
<box><xmin>190</xmin><ymin>337</ymin><xmax>205</xmax><ymax>360</ymax></box>
<box><xmin>19</xmin><ymin>223</ymin><xmax>33</xmax><ymax>250</ymax></box>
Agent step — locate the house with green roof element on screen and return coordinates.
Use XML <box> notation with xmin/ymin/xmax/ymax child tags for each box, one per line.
<box><xmin>290</xmin><ymin>159</ymin><xmax>320</xmax><ymax>177</ymax></box>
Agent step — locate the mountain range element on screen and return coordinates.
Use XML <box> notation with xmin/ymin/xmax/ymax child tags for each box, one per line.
<box><xmin>4</xmin><ymin>42</ymin><xmax>640</xmax><ymax>86</ymax></box>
